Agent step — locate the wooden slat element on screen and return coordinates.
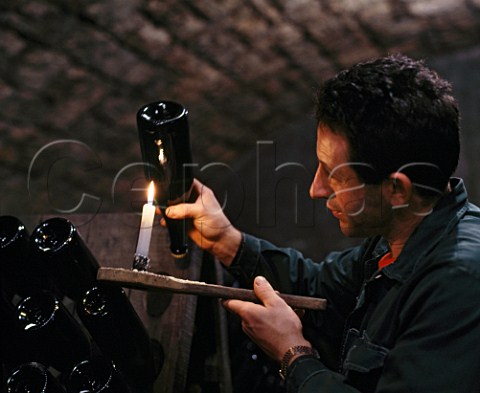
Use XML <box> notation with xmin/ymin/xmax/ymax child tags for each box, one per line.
<box><xmin>97</xmin><ymin>267</ymin><xmax>327</xmax><ymax>311</ymax></box>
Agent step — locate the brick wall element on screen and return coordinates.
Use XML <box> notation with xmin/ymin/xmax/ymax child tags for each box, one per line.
<box><xmin>2</xmin><ymin>0</ymin><xmax>480</xmax><ymax>256</ymax></box>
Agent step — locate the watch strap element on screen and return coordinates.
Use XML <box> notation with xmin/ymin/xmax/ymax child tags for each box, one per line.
<box><xmin>279</xmin><ymin>345</ymin><xmax>318</xmax><ymax>380</ymax></box>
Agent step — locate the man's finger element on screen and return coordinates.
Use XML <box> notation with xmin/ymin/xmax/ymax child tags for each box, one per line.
<box><xmin>222</xmin><ymin>298</ymin><xmax>257</xmax><ymax>318</ymax></box>
<box><xmin>165</xmin><ymin>203</ymin><xmax>198</xmax><ymax>219</ymax></box>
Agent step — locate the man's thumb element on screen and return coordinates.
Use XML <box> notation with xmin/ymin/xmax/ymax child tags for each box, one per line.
<box><xmin>165</xmin><ymin>204</ymin><xmax>185</xmax><ymax>219</ymax></box>
<box><xmin>254</xmin><ymin>276</ymin><xmax>280</xmax><ymax>306</ymax></box>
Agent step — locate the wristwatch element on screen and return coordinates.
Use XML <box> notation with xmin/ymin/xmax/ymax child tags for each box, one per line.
<box><xmin>279</xmin><ymin>345</ymin><xmax>319</xmax><ymax>380</ymax></box>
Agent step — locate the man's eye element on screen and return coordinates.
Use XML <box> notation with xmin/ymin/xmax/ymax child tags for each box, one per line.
<box><xmin>327</xmin><ymin>173</ymin><xmax>340</xmax><ymax>184</ymax></box>
<box><xmin>329</xmin><ymin>172</ymin><xmax>348</xmax><ymax>186</ymax></box>
<box><xmin>327</xmin><ymin>169</ymin><xmax>340</xmax><ymax>181</ymax></box>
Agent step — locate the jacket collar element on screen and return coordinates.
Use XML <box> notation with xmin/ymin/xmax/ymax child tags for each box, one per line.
<box><xmin>377</xmin><ymin>178</ymin><xmax>470</xmax><ymax>283</ymax></box>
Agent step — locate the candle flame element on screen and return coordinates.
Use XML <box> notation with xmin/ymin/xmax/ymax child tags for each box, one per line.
<box><xmin>147</xmin><ymin>181</ymin><xmax>155</xmax><ymax>204</ymax></box>
<box><xmin>155</xmin><ymin>139</ymin><xmax>167</xmax><ymax>165</ymax></box>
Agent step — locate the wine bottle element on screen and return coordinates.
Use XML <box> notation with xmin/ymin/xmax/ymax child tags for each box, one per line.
<box><xmin>29</xmin><ymin>218</ymin><xmax>99</xmax><ymax>301</ymax></box>
<box><xmin>65</xmin><ymin>356</ymin><xmax>131</xmax><ymax>393</ymax></box>
<box><xmin>0</xmin><ymin>293</ymin><xmax>34</xmax><ymax>370</ymax></box>
<box><xmin>137</xmin><ymin>100</ymin><xmax>194</xmax><ymax>258</ymax></box>
<box><xmin>5</xmin><ymin>362</ymin><xmax>66</xmax><ymax>393</ymax></box>
<box><xmin>15</xmin><ymin>291</ymin><xmax>92</xmax><ymax>373</ymax></box>
<box><xmin>77</xmin><ymin>284</ymin><xmax>162</xmax><ymax>390</ymax></box>
<box><xmin>0</xmin><ymin>216</ymin><xmax>45</xmax><ymax>300</ymax></box>
<box><xmin>0</xmin><ymin>216</ymin><xmax>29</xmax><ymax>263</ymax></box>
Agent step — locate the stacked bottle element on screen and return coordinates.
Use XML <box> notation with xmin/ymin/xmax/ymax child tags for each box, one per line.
<box><xmin>1</xmin><ymin>216</ymin><xmax>163</xmax><ymax>393</ymax></box>
<box><xmin>5</xmin><ymin>362</ymin><xmax>66</xmax><ymax>393</ymax></box>
<box><xmin>77</xmin><ymin>284</ymin><xmax>160</xmax><ymax>391</ymax></box>
<box><xmin>29</xmin><ymin>217</ymin><xmax>99</xmax><ymax>301</ymax></box>
<box><xmin>0</xmin><ymin>216</ymin><xmax>45</xmax><ymax>301</ymax></box>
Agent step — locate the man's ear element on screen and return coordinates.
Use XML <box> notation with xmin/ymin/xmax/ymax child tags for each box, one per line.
<box><xmin>387</xmin><ymin>172</ymin><xmax>414</xmax><ymax>210</ymax></box>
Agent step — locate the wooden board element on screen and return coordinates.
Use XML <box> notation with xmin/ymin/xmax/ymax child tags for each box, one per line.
<box><xmin>97</xmin><ymin>267</ymin><xmax>327</xmax><ymax>310</ymax></box>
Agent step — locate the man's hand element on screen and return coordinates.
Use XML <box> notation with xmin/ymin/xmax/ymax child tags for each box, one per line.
<box><xmin>164</xmin><ymin>179</ymin><xmax>242</xmax><ymax>265</ymax></box>
<box><xmin>223</xmin><ymin>276</ymin><xmax>312</xmax><ymax>363</ymax></box>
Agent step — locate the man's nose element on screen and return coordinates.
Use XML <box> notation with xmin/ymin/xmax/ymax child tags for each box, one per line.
<box><xmin>309</xmin><ymin>169</ymin><xmax>333</xmax><ymax>199</ymax></box>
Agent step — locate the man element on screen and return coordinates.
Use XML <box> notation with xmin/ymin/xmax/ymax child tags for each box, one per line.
<box><xmin>165</xmin><ymin>55</ymin><xmax>480</xmax><ymax>392</ymax></box>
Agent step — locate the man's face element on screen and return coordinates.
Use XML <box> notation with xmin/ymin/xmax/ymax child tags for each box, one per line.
<box><xmin>310</xmin><ymin>124</ymin><xmax>392</xmax><ymax>237</ymax></box>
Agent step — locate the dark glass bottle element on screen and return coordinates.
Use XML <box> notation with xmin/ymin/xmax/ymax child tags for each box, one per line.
<box><xmin>15</xmin><ymin>291</ymin><xmax>92</xmax><ymax>373</ymax></box>
<box><xmin>0</xmin><ymin>216</ymin><xmax>44</xmax><ymax>300</ymax></box>
<box><xmin>29</xmin><ymin>218</ymin><xmax>99</xmax><ymax>301</ymax></box>
<box><xmin>65</xmin><ymin>356</ymin><xmax>131</xmax><ymax>393</ymax></box>
<box><xmin>5</xmin><ymin>362</ymin><xmax>66</xmax><ymax>393</ymax></box>
<box><xmin>0</xmin><ymin>216</ymin><xmax>29</xmax><ymax>260</ymax></box>
<box><xmin>137</xmin><ymin>100</ymin><xmax>194</xmax><ymax>258</ymax></box>
<box><xmin>76</xmin><ymin>284</ymin><xmax>161</xmax><ymax>391</ymax></box>
<box><xmin>0</xmin><ymin>293</ymin><xmax>33</xmax><ymax>370</ymax></box>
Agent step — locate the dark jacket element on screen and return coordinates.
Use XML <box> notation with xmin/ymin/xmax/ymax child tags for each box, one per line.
<box><xmin>226</xmin><ymin>178</ymin><xmax>480</xmax><ymax>392</ymax></box>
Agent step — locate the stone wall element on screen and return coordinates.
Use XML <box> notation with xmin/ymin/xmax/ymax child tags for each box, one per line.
<box><xmin>2</xmin><ymin>0</ymin><xmax>480</xmax><ymax>256</ymax></box>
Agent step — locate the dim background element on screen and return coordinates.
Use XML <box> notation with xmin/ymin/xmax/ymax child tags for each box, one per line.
<box><xmin>2</xmin><ymin>0</ymin><xmax>480</xmax><ymax>260</ymax></box>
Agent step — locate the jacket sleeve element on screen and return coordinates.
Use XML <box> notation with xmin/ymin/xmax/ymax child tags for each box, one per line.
<box><xmin>287</xmin><ymin>356</ymin><xmax>360</xmax><ymax>393</ymax></box>
<box><xmin>225</xmin><ymin>233</ymin><xmax>366</xmax><ymax>370</ymax></box>
<box><xmin>226</xmin><ymin>233</ymin><xmax>365</xmax><ymax>300</ymax></box>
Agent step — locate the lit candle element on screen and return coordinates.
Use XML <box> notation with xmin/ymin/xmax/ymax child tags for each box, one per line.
<box><xmin>135</xmin><ymin>181</ymin><xmax>155</xmax><ymax>260</ymax></box>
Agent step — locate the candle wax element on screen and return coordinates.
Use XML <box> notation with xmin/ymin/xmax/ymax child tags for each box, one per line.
<box><xmin>135</xmin><ymin>202</ymin><xmax>155</xmax><ymax>257</ymax></box>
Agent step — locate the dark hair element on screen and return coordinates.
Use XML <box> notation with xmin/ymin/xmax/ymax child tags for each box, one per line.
<box><xmin>315</xmin><ymin>54</ymin><xmax>460</xmax><ymax>198</ymax></box>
